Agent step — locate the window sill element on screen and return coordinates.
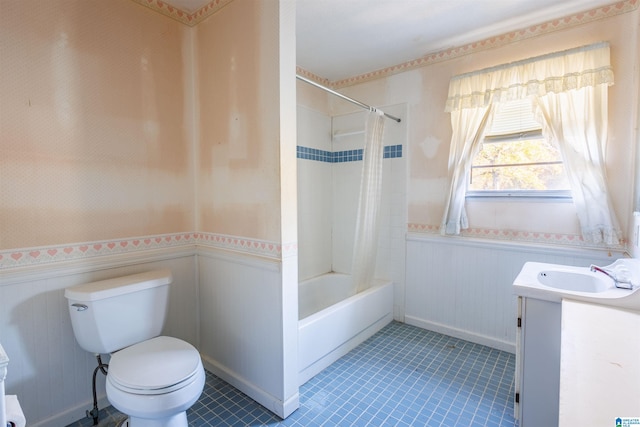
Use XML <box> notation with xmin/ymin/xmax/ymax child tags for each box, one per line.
<box><xmin>466</xmin><ymin>190</ymin><xmax>572</xmax><ymax>202</ymax></box>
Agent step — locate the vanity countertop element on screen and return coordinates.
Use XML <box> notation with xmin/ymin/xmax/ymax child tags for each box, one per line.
<box><xmin>513</xmin><ymin>261</ymin><xmax>640</xmax><ymax>311</ymax></box>
<box><xmin>559</xmin><ymin>299</ymin><xmax>640</xmax><ymax>426</ymax></box>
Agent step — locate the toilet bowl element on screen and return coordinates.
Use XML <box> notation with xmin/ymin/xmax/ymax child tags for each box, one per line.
<box><xmin>105</xmin><ymin>336</ymin><xmax>205</xmax><ymax>427</ymax></box>
<box><xmin>64</xmin><ymin>270</ymin><xmax>204</xmax><ymax>427</ymax></box>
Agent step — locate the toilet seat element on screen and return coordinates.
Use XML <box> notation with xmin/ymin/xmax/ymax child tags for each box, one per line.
<box><xmin>108</xmin><ymin>336</ymin><xmax>202</xmax><ymax>395</ymax></box>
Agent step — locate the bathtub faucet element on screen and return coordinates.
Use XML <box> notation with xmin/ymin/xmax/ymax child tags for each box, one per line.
<box><xmin>590</xmin><ymin>265</ymin><xmax>634</xmax><ymax>290</ymax></box>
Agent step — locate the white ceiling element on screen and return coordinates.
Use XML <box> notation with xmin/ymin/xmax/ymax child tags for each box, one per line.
<box><xmin>164</xmin><ymin>0</ymin><xmax>617</xmax><ymax>82</ymax></box>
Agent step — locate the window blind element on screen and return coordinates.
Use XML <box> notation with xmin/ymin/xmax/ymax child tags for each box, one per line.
<box><xmin>485</xmin><ymin>99</ymin><xmax>541</xmax><ymax>136</ymax></box>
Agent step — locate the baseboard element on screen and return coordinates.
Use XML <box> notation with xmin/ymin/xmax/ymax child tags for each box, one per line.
<box><xmin>404</xmin><ymin>315</ymin><xmax>516</xmax><ymax>354</ymax></box>
<box><xmin>28</xmin><ymin>395</ymin><xmax>111</xmax><ymax>427</ymax></box>
<box><xmin>200</xmin><ymin>356</ymin><xmax>299</xmax><ymax>419</ymax></box>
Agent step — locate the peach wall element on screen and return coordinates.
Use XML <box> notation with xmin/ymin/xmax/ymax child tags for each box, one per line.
<box><xmin>296</xmin><ymin>80</ymin><xmax>330</xmax><ymax>115</ymax></box>
<box><xmin>0</xmin><ymin>0</ymin><xmax>194</xmax><ymax>250</ymax></box>
<box><xmin>196</xmin><ymin>0</ymin><xmax>282</xmax><ymax>241</ymax></box>
<box><xmin>330</xmin><ymin>7</ymin><xmax>639</xmax><ymax>248</ymax></box>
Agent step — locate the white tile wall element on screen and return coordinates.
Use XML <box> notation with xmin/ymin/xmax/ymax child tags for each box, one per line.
<box><xmin>297</xmin><ymin>106</ymin><xmax>333</xmax><ymax>281</ymax></box>
<box><xmin>331</xmin><ymin>105</ymin><xmax>407</xmax><ymax>320</ymax></box>
<box><xmin>297</xmin><ymin>103</ymin><xmax>408</xmax><ymax>319</ymax></box>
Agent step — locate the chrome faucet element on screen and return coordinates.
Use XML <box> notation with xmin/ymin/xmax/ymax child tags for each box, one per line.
<box><xmin>590</xmin><ymin>264</ymin><xmax>634</xmax><ymax>290</ymax></box>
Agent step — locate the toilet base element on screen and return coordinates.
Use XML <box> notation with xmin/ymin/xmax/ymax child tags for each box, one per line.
<box><xmin>125</xmin><ymin>411</ymin><xmax>187</xmax><ymax>427</ymax></box>
<box><xmin>106</xmin><ymin>357</ymin><xmax>205</xmax><ymax>427</ymax></box>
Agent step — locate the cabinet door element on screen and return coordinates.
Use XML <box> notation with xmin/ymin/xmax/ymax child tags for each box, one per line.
<box><xmin>520</xmin><ymin>298</ymin><xmax>562</xmax><ymax>427</ymax></box>
<box><xmin>514</xmin><ymin>297</ymin><xmax>523</xmax><ymax>419</ymax></box>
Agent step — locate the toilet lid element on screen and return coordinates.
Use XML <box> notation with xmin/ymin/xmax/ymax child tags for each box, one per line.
<box><xmin>108</xmin><ymin>336</ymin><xmax>202</xmax><ymax>394</ymax></box>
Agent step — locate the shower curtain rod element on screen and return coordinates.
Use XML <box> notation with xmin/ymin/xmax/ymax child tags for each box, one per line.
<box><xmin>296</xmin><ymin>75</ymin><xmax>401</xmax><ymax>123</ymax></box>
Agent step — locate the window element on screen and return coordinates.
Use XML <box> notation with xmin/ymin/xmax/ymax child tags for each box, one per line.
<box><xmin>467</xmin><ymin>99</ymin><xmax>570</xmax><ymax>198</ymax></box>
<box><xmin>442</xmin><ymin>42</ymin><xmax>620</xmax><ymax>243</ymax></box>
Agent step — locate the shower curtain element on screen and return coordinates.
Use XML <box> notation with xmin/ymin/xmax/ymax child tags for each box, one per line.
<box><xmin>351</xmin><ymin>109</ymin><xmax>386</xmax><ymax>294</ymax></box>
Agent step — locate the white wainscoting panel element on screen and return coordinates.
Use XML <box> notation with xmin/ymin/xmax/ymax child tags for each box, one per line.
<box><xmin>405</xmin><ymin>234</ymin><xmax>621</xmax><ymax>353</ymax></box>
<box><xmin>197</xmin><ymin>247</ymin><xmax>299</xmax><ymax>418</ymax></box>
<box><xmin>0</xmin><ymin>250</ymin><xmax>197</xmax><ymax>427</ymax></box>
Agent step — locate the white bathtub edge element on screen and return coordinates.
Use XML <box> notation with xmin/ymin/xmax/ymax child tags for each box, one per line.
<box><xmin>298</xmin><ymin>280</ymin><xmax>395</xmax><ymax>386</ymax></box>
<box><xmin>298</xmin><ymin>312</ymin><xmax>393</xmax><ymax>386</ymax></box>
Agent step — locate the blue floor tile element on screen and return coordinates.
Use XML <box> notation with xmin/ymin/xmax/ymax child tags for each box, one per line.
<box><xmin>67</xmin><ymin>322</ymin><xmax>518</xmax><ymax>427</ymax></box>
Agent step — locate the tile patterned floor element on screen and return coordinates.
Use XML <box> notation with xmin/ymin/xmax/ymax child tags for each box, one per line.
<box><xmin>68</xmin><ymin>322</ymin><xmax>518</xmax><ymax>427</ymax></box>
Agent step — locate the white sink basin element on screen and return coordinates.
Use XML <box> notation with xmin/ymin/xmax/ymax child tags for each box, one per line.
<box><xmin>514</xmin><ymin>259</ymin><xmax>640</xmax><ymax>311</ymax></box>
<box><xmin>537</xmin><ymin>270</ymin><xmax>611</xmax><ymax>293</ymax></box>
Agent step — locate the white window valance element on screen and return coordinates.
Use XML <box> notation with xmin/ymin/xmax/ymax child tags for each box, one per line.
<box><xmin>441</xmin><ymin>42</ymin><xmax>622</xmax><ymax>246</ymax></box>
<box><xmin>445</xmin><ymin>42</ymin><xmax>614</xmax><ymax>112</ymax></box>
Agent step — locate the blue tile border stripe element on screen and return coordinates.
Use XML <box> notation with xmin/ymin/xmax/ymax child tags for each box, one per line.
<box><xmin>297</xmin><ymin>145</ymin><xmax>402</xmax><ymax>162</ymax></box>
<box><xmin>384</xmin><ymin>144</ymin><xmax>402</xmax><ymax>159</ymax></box>
<box><xmin>334</xmin><ymin>149</ymin><xmax>363</xmax><ymax>162</ymax></box>
<box><xmin>296</xmin><ymin>146</ymin><xmax>333</xmax><ymax>162</ymax></box>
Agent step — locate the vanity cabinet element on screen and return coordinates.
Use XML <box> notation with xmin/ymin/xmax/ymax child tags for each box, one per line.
<box><xmin>515</xmin><ymin>296</ymin><xmax>562</xmax><ymax>427</ymax></box>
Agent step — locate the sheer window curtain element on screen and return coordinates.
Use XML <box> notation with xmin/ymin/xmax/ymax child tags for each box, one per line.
<box><xmin>441</xmin><ymin>105</ymin><xmax>494</xmax><ymax>235</ymax></box>
<box><xmin>440</xmin><ymin>42</ymin><xmax>621</xmax><ymax>246</ymax></box>
<box><xmin>533</xmin><ymin>85</ymin><xmax>621</xmax><ymax>244</ymax></box>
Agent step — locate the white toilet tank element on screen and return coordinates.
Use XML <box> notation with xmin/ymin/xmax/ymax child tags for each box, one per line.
<box><xmin>64</xmin><ymin>269</ymin><xmax>172</xmax><ymax>354</ymax></box>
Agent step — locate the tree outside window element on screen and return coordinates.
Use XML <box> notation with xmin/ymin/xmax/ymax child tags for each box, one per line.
<box><xmin>468</xmin><ymin>99</ymin><xmax>570</xmax><ymax>197</ymax></box>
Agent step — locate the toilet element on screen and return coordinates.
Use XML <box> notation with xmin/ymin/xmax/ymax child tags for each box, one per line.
<box><xmin>64</xmin><ymin>269</ymin><xmax>205</xmax><ymax>427</ymax></box>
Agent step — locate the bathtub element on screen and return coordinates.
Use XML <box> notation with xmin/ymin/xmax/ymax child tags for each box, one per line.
<box><xmin>298</xmin><ymin>273</ymin><xmax>394</xmax><ymax>385</ymax></box>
